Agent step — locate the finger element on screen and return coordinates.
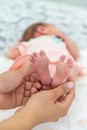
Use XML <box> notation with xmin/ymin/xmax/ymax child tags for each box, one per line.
<box><xmin>23</xmin><ymin>97</ymin><xmax>29</xmax><ymax>105</ymax></box>
<box><xmin>33</xmin><ymin>82</ymin><xmax>42</xmax><ymax>89</ymax></box>
<box><xmin>59</xmin><ymin>55</ymin><xmax>66</xmax><ymax>62</ymax></box>
<box><xmin>30</xmin><ymin>76</ymin><xmax>36</xmax><ymax>82</ymax></box>
<box><xmin>51</xmin><ymin>82</ymin><xmax>75</xmax><ymax>101</ymax></box>
<box><xmin>42</xmin><ymin>85</ymin><xmax>51</xmax><ymax>90</ymax></box>
<box><xmin>39</xmin><ymin>50</ymin><xmax>46</xmax><ymax>56</ymax></box>
<box><xmin>25</xmin><ymin>82</ymin><xmax>33</xmax><ymax>90</ymax></box>
<box><xmin>31</xmin><ymin>87</ymin><xmax>38</xmax><ymax>94</ymax></box>
<box><xmin>32</xmin><ymin>52</ymin><xmax>38</xmax><ymax>59</ymax></box>
<box><xmin>16</xmin><ymin>84</ymin><xmax>25</xmax><ymax>106</ymax></box>
<box><xmin>24</xmin><ymin>90</ymin><xmax>31</xmax><ymax>97</ymax></box>
<box><xmin>62</xmin><ymin>88</ymin><xmax>75</xmax><ymax>108</ymax></box>
<box><xmin>30</xmin><ymin>56</ymin><xmax>35</xmax><ymax>63</ymax></box>
<box><xmin>63</xmin><ymin>56</ymin><xmax>69</xmax><ymax>63</ymax></box>
<box><xmin>55</xmin><ymin>88</ymin><xmax>75</xmax><ymax>116</ymax></box>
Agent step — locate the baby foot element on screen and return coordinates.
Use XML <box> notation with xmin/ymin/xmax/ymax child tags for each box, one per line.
<box><xmin>30</xmin><ymin>50</ymin><xmax>52</xmax><ymax>85</ymax></box>
<box><xmin>51</xmin><ymin>55</ymin><xmax>73</xmax><ymax>88</ymax></box>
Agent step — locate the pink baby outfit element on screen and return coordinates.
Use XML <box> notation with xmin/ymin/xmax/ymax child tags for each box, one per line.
<box><xmin>10</xmin><ymin>35</ymin><xmax>74</xmax><ymax>77</ymax></box>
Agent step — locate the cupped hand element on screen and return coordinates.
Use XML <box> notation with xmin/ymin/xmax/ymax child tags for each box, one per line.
<box><xmin>23</xmin><ymin>82</ymin><xmax>75</xmax><ymax>125</ymax></box>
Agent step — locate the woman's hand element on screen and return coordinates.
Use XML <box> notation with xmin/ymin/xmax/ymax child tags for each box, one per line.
<box><xmin>0</xmin><ymin>82</ymin><xmax>74</xmax><ymax>130</ymax></box>
<box><xmin>24</xmin><ymin>82</ymin><xmax>75</xmax><ymax>126</ymax></box>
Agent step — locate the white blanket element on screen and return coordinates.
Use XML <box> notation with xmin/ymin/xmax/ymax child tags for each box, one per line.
<box><xmin>0</xmin><ymin>50</ymin><xmax>87</xmax><ymax>130</ymax></box>
<box><xmin>0</xmin><ymin>56</ymin><xmax>13</xmax><ymax>73</ymax></box>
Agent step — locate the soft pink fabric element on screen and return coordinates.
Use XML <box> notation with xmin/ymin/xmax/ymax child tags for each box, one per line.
<box><xmin>11</xmin><ymin>36</ymin><xmax>81</xmax><ymax>77</ymax></box>
<box><xmin>17</xmin><ymin>36</ymin><xmax>71</xmax><ymax>61</ymax></box>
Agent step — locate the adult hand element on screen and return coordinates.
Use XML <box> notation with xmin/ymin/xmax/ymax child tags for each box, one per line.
<box><xmin>0</xmin><ymin>59</ymin><xmax>41</xmax><ymax>110</ymax></box>
<box><xmin>0</xmin><ymin>82</ymin><xmax>74</xmax><ymax>130</ymax></box>
<box><xmin>22</xmin><ymin>82</ymin><xmax>75</xmax><ymax>126</ymax></box>
<box><xmin>0</xmin><ymin>80</ymin><xmax>41</xmax><ymax>109</ymax></box>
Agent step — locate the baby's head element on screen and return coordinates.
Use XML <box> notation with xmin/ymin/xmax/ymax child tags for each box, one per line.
<box><xmin>21</xmin><ymin>22</ymin><xmax>58</xmax><ymax>41</ymax></box>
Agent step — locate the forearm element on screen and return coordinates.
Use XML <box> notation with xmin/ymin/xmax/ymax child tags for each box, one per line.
<box><xmin>0</xmin><ymin>107</ymin><xmax>38</xmax><ymax>130</ymax></box>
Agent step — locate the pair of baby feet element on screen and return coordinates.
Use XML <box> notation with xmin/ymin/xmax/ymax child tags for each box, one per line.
<box><xmin>30</xmin><ymin>50</ymin><xmax>73</xmax><ymax>92</ymax></box>
<box><xmin>11</xmin><ymin>50</ymin><xmax>73</xmax><ymax>95</ymax></box>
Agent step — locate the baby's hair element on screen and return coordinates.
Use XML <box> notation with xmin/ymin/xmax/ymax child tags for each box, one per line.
<box><xmin>21</xmin><ymin>22</ymin><xmax>49</xmax><ymax>41</ymax></box>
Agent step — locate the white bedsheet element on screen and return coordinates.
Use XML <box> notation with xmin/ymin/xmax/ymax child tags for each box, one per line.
<box><xmin>0</xmin><ymin>56</ymin><xmax>13</xmax><ymax>73</ymax></box>
<box><xmin>0</xmin><ymin>50</ymin><xmax>87</xmax><ymax>130</ymax></box>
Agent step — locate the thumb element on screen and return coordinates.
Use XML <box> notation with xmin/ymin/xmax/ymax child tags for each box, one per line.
<box><xmin>51</xmin><ymin>82</ymin><xmax>75</xmax><ymax>101</ymax></box>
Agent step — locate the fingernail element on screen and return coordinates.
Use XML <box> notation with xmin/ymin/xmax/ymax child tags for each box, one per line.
<box><xmin>68</xmin><ymin>82</ymin><xmax>74</xmax><ymax>88</ymax></box>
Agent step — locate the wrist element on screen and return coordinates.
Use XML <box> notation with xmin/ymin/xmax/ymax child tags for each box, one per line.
<box><xmin>0</xmin><ymin>107</ymin><xmax>39</xmax><ymax>130</ymax></box>
<box><xmin>19</xmin><ymin>107</ymin><xmax>40</xmax><ymax>129</ymax></box>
